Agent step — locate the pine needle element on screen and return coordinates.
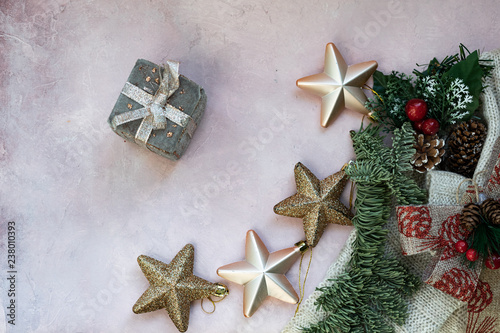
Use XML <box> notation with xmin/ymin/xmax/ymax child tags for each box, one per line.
<box><xmin>302</xmin><ymin>122</ymin><xmax>424</xmax><ymax>333</ymax></box>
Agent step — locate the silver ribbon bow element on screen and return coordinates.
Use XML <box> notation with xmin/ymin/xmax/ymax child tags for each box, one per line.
<box><xmin>111</xmin><ymin>61</ymin><xmax>196</xmax><ymax>148</ymax></box>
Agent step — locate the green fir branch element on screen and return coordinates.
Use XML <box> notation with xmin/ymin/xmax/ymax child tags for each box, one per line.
<box><xmin>471</xmin><ymin>218</ymin><xmax>500</xmax><ymax>257</ymax></box>
<box><xmin>302</xmin><ymin>123</ymin><xmax>424</xmax><ymax>333</ymax></box>
<box><xmin>413</xmin><ymin>43</ymin><xmax>493</xmax><ymax>80</ymax></box>
<box><xmin>366</xmin><ymin>44</ymin><xmax>494</xmax><ymax>133</ymax></box>
<box><xmin>367</xmin><ymin>71</ymin><xmax>414</xmax><ymax>132</ymax></box>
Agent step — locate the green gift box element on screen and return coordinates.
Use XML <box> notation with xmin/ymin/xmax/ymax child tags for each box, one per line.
<box><xmin>108</xmin><ymin>59</ymin><xmax>206</xmax><ymax>160</ymax></box>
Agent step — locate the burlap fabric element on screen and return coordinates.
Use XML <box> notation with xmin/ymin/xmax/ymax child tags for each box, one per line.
<box><xmin>397</xmin><ymin>205</ymin><xmax>484</xmax><ymax>303</ymax></box>
<box><xmin>283</xmin><ymin>48</ymin><xmax>500</xmax><ymax>333</ymax></box>
<box><xmin>428</xmin><ymin>49</ymin><xmax>500</xmax><ymax>333</ymax></box>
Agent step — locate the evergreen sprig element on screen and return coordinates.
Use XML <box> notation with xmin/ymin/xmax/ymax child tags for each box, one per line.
<box><xmin>367</xmin><ymin>72</ymin><xmax>414</xmax><ymax>131</ymax></box>
<box><xmin>367</xmin><ymin>44</ymin><xmax>494</xmax><ymax>132</ymax></box>
<box><xmin>471</xmin><ymin>217</ymin><xmax>500</xmax><ymax>258</ymax></box>
<box><xmin>302</xmin><ymin>123</ymin><xmax>425</xmax><ymax>333</ymax></box>
<box><xmin>413</xmin><ymin>44</ymin><xmax>493</xmax><ymax>79</ymax></box>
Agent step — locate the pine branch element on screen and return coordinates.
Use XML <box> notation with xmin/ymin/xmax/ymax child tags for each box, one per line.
<box><xmin>471</xmin><ymin>219</ymin><xmax>500</xmax><ymax>257</ymax></box>
<box><xmin>302</xmin><ymin>123</ymin><xmax>423</xmax><ymax>333</ymax></box>
<box><xmin>391</xmin><ymin>122</ymin><xmax>416</xmax><ymax>174</ymax></box>
<box><xmin>367</xmin><ymin>44</ymin><xmax>494</xmax><ymax>132</ymax></box>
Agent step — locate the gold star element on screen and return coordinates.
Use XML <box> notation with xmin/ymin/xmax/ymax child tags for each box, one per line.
<box><xmin>133</xmin><ymin>244</ymin><xmax>228</xmax><ymax>332</ymax></box>
<box><xmin>274</xmin><ymin>162</ymin><xmax>353</xmax><ymax>247</ymax></box>
<box><xmin>297</xmin><ymin>42</ymin><xmax>378</xmax><ymax>127</ymax></box>
<box><xmin>217</xmin><ymin>230</ymin><xmax>307</xmax><ymax>318</ymax></box>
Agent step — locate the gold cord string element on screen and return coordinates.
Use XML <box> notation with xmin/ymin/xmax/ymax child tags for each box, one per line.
<box><xmin>362</xmin><ymin>85</ymin><xmax>381</xmax><ymax>122</ymax></box>
<box><xmin>200</xmin><ymin>294</ymin><xmax>228</xmax><ymax>314</ymax></box>
<box><xmin>294</xmin><ymin>248</ymin><xmax>313</xmax><ymax>317</ymax></box>
<box><xmin>362</xmin><ymin>84</ymin><xmax>383</xmax><ymax>103</ymax></box>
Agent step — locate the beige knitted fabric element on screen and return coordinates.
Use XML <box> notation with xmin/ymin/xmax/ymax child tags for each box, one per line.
<box><xmin>283</xmin><ymin>48</ymin><xmax>500</xmax><ymax>333</ymax></box>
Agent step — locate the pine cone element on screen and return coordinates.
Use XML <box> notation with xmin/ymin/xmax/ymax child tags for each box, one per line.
<box><xmin>446</xmin><ymin>120</ymin><xmax>487</xmax><ymax>178</ymax></box>
<box><xmin>481</xmin><ymin>198</ymin><xmax>500</xmax><ymax>225</ymax></box>
<box><xmin>410</xmin><ymin>134</ymin><xmax>445</xmax><ymax>173</ymax></box>
<box><xmin>460</xmin><ymin>203</ymin><xmax>482</xmax><ymax>231</ymax></box>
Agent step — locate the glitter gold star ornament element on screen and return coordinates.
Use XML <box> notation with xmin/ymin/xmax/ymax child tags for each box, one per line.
<box><xmin>217</xmin><ymin>230</ymin><xmax>308</xmax><ymax>317</ymax></box>
<box><xmin>274</xmin><ymin>162</ymin><xmax>353</xmax><ymax>247</ymax></box>
<box><xmin>133</xmin><ymin>244</ymin><xmax>228</xmax><ymax>332</ymax></box>
<box><xmin>297</xmin><ymin>42</ymin><xmax>378</xmax><ymax>127</ymax></box>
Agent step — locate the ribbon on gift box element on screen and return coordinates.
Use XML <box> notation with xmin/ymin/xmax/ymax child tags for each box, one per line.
<box><xmin>397</xmin><ymin>138</ymin><xmax>500</xmax><ymax>332</ymax></box>
<box><xmin>110</xmin><ymin>61</ymin><xmax>196</xmax><ymax>148</ymax></box>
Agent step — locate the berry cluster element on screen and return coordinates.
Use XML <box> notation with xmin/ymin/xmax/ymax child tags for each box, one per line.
<box><xmin>405</xmin><ymin>99</ymin><xmax>440</xmax><ymax>135</ymax></box>
<box><xmin>454</xmin><ymin>240</ymin><xmax>500</xmax><ymax>269</ymax></box>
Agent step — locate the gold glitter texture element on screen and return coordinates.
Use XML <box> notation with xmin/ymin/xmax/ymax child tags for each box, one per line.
<box><xmin>133</xmin><ymin>244</ymin><xmax>228</xmax><ymax>332</ymax></box>
<box><xmin>274</xmin><ymin>162</ymin><xmax>353</xmax><ymax>247</ymax></box>
<box><xmin>296</xmin><ymin>42</ymin><xmax>378</xmax><ymax>127</ymax></box>
<box><xmin>217</xmin><ymin>230</ymin><xmax>303</xmax><ymax>318</ymax></box>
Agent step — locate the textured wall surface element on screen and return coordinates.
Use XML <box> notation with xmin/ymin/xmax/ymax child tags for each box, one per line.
<box><xmin>1</xmin><ymin>0</ymin><xmax>499</xmax><ymax>332</ymax></box>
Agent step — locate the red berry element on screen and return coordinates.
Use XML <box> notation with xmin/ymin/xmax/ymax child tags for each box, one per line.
<box><xmin>466</xmin><ymin>248</ymin><xmax>479</xmax><ymax>262</ymax></box>
<box><xmin>485</xmin><ymin>253</ymin><xmax>500</xmax><ymax>270</ymax></box>
<box><xmin>413</xmin><ymin>119</ymin><xmax>426</xmax><ymax>132</ymax></box>
<box><xmin>405</xmin><ymin>99</ymin><xmax>428</xmax><ymax>122</ymax></box>
<box><xmin>421</xmin><ymin>118</ymin><xmax>440</xmax><ymax>135</ymax></box>
<box><xmin>454</xmin><ymin>240</ymin><xmax>468</xmax><ymax>253</ymax></box>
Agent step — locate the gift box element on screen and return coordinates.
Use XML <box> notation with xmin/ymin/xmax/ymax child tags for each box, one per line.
<box><xmin>108</xmin><ymin>59</ymin><xmax>206</xmax><ymax>160</ymax></box>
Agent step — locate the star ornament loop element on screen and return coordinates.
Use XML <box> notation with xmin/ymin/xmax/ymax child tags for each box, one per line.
<box><xmin>133</xmin><ymin>244</ymin><xmax>229</xmax><ymax>332</ymax></box>
<box><xmin>217</xmin><ymin>230</ymin><xmax>307</xmax><ymax>318</ymax></box>
<box><xmin>297</xmin><ymin>42</ymin><xmax>378</xmax><ymax>127</ymax></box>
<box><xmin>274</xmin><ymin>162</ymin><xmax>353</xmax><ymax>247</ymax></box>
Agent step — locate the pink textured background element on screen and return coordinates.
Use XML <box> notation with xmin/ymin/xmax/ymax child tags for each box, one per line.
<box><xmin>1</xmin><ymin>0</ymin><xmax>500</xmax><ymax>332</ymax></box>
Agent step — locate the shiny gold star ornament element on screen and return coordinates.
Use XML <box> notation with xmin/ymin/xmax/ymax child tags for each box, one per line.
<box><xmin>217</xmin><ymin>230</ymin><xmax>308</xmax><ymax>317</ymax></box>
<box><xmin>297</xmin><ymin>42</ymin><xmax>378</xmax><ymax>127</ymax></box>
<box><xmin>274</xmin><ymin>162</ymin><xmax>353</xmax><ymax>247</ymax></box>
<box><xmin>133</xmin><ymin>244</ymin><xmax>229</xmax><ymax>332</ymax></box>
